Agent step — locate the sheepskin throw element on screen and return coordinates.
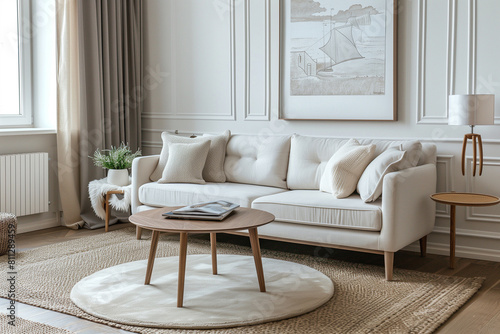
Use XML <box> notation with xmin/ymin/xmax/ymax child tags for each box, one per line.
<box><xmin>88</xmin><ymin>178</ymin><xmax>132</xmax><ymax>219</ymax></box>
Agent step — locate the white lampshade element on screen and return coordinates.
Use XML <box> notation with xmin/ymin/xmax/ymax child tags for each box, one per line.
<box><xmin>448</xmin><ymin>94</ymin><xmax>495</xmax><ymax>125</ymax></box>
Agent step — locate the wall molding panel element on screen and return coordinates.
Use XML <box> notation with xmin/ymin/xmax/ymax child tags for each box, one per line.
<box><xmin>446</xmin><ymin>0</ymin><xmax>457</xmax><ymax>99</ymax></box>
<box><xmin>417</xmin><ymin>0</ymin><xmax>457</xmax><ymax>124</ymax></box>
<box><xmin>244</xmin><ymin>0</ymin><xmax>271</xmax><ymax>121</ymax></box>
<box><xmin>416</xmin><ymin>0</ymin><xmax>428</xmax><ymax>123</ymax></box>
<box><xmin>143</xmin><ymin>0</ymin><xmax>236</xmax><ymax>121</ymax></box>
<box><xmin>465</xmin><ymin>157</ymin><xmax>500</xmax><ymax>222</ymax></box>
<box><xmin>229</xmin><ymin>0</ymin><xmax>237</xmax><ymax>121</ymax></box>
<box><xmin>436</xmin><ymin>155</ymin><xmax>455</xmax><ymax>218</ymax></box>
<box><xmin>467</xmin><ymin>0</ymin><xmax>477</xmax><ymax>94</ymax></box>
<box><xmin>141</xmin><ymin>141</ymin><xmax>162</xmax><ymax>149</ymax></box>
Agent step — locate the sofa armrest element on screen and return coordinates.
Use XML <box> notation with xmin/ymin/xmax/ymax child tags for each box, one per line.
<box><xmin>379</xmin><ymin>163</ymin><xmax>437</xmax><ymax>252</ymax></box>
<box><xmin>131</xmin><ymin>155</ymin><xmax>159</xmax><ymax>214</ymax></box>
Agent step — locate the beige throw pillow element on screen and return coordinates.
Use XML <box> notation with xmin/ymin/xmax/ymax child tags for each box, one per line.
<box><xmin>319</xmin><ymin>139</ymin><xmax>376</xmax><ymax>198</ymax></box>
<box><xmin>150</xmin><ymin>130</ymin><xmax>230</xmax><ymax>182</ymax></box>
<box><xmin>158</xmin><ymin>141</ymin><xmax>211</xmax><ymax>184</ymax></box>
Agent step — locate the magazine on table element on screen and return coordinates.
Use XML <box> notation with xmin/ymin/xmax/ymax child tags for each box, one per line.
<box><xmin>162</xmin><ymin>200</ymin><xmax>239</xmax><ymax>221</ymax></box>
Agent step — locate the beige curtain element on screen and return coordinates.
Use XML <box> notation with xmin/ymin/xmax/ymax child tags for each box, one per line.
<box><xmin>55</xmin><ymin>0</ymin><xmax>142</xmax><ymax>229</ymax></box>
<box><xmin>78</xmin><ymin>0</ymin><xmax>143</xmax><ymax>229</ymax></box>
<box><xmin>55</xmin><ymin>0</ymin><xmax>84</xmax><ymax>229</ymax></box>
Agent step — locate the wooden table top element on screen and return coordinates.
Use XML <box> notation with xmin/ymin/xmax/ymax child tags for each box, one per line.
<box><xmin>430</xmin><ymin>192</ymin><xmax>500</xmax><ymax>207</ymax></box>
<box><xmin>129</xmin><ymin>207</ymin><xmax>275</xmax><ymax>233</ymax></box>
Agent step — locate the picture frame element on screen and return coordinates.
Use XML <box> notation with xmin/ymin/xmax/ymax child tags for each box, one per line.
<box><xmin>279</xmin><ymin>0</ymin><xmax>397</xmax><ymax>120</ymax></box>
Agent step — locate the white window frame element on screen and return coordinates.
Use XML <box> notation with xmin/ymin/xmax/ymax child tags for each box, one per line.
<box><xmin>0</xmin><ymin>0</ymin><xmax>33</xmax><ymax>128</ymax></box>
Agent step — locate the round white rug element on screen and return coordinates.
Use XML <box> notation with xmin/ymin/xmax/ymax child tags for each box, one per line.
<box><xmin>70</xmin><ymin>254</ymin><xmax>334</xmax><ymax>329</ymax></box>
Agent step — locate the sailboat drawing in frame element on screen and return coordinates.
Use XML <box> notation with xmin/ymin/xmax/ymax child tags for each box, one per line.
<box><xmin>320</xmin><ymin>22</ymin><xmax>365</xmax><ymax>67</ymax></box>
<box><xmin>280</xmin><ymin>0</ymin><xmax>397</xmax><ymax>120</ymax></box>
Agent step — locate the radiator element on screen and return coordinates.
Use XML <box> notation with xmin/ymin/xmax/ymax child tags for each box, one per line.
<box><xmin>0</xmin><ymin>152</ymin><xmax>49</xmax><ymax>216</ymax></box>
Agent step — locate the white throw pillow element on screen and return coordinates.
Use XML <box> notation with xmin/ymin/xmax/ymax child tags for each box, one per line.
<box><xmin>158</xmin><ymin>141</ymin><xmax>211</xmax><ymax>184</ymax></box>
<box><xmin>319</xmin><ymin>139</ymin><xmax>376</xmax><ymax>198</ymax></box>
<box><xmin>150</xmin><ymin>130</ymin><xmax>230</xmax><ymax>182</ymax></box>
<box><xmin>356</xmin><ymin>148</ymin><xmax>406</xmax><ymax>202</ymax></box>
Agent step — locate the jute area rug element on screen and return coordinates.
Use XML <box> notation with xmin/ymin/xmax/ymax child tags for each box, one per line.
<box><xmin>0</xmin><ymin>227</ymin><xmax>483</xmax><ymax>334</ymax></box>
<box><xmin>0</xmin><ymin>313</ymin><xmax>75</xmax><ymax>334</ymax></box>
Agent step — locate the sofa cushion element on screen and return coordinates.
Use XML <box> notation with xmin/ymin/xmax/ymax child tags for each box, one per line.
<box><xmin>139</xmin><ymin>182</ymin><xmax>287</xmax><ymax>208</ymax></box>
<box><xmin>287</xmin><ymin>135</ymin><xmax>352</xmax><ymax>190</ymax></box>
<box><xmin>158</xmin><ymin>141</ymin><xmax>211</xmax><ymax>184</ymax></box>
<box><xmin>252</xmin><ymin>190</ymin><xmax>382</xmax><ymax>232</ymax></box>
<box><xmin>287</xmin><ymin>135</ymin><xmax>431</xmax><ymax>190</ymax></box>
<box><xmin>224</xmin><ymin>135</ymin><xmax>291</xmax><ymax>189</ymax></box>
<box><xmin>319</xmin><ymin>139</ymin><xmax>375</xmax><ymax>198</ymax></box>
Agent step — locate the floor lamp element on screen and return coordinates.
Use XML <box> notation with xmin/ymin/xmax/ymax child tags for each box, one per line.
<box><xmin>448</xmin><ymin>94</ymin><xmax>495</xmax><ymax>176</ymax></box>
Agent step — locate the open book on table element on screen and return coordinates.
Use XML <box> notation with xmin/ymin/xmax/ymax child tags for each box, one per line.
<box><xmin>162</xmin><ymin>200</ymin><xmax>240</xmax><ymax>221</ymax></box>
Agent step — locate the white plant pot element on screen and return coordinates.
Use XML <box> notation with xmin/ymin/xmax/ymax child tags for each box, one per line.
<box><xmin>107</xmin><ymin>169</ymin><xmax>129</xmax><ymax>186</ymax></box>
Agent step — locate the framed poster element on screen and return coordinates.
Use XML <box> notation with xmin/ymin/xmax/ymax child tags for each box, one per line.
<box><xmin>280</xmin><ymin>0</ymin><xmax>397</xmax><ymax>120</ymax></box>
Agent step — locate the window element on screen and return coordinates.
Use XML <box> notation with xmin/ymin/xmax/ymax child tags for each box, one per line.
<box><xmin>0</xmin><ymin>0</ymin><xmax>32</xmax><ymax>127</ymax></box>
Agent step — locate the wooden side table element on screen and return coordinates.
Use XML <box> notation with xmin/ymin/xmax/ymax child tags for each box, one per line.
<box><xmin>89</xmin><ymin>178</ymin><xmax>131</xmax><ymax>232</ymax></box>
<box><xmin>430</xmin><ymin>192</ymin><xmax>500</xmax><ymax>269</ymax></box>
<box><xmin>103</xmin><ymin>190</ymin><xmax>125</xmax><ymax>232</ymax></box>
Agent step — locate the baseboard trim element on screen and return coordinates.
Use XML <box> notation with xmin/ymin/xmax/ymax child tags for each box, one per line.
<box><xmin>431</xmin><ymin>225</ymin><xmax>500</xmax><ymax>241</ymax></box>
<box><xmin>404</xmin><ymin>242</ymin><xmax>500</xmax><ymax>263</ymax></box>
<box><xmin>17</xmin><ymin>217</ymin><xmax>60</xmax><ymax>234</ymax></box>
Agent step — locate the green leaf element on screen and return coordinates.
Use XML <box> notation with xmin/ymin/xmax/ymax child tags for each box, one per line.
<box><xmin>89</xmin><ymin>142</ymin><xmax>141</xmax><ymax>170</ymax></box>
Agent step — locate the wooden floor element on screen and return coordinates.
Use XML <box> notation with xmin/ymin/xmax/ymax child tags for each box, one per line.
<box><xmin>2</xmin><ymin>223</ymin><xmax>500</xmax><ymax>333</ymax></box>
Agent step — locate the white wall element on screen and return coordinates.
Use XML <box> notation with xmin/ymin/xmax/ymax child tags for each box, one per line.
<box><xmin>143</xmin><ymin>0</ymin><xmax>500</xmax><ymax>261</ymax></box>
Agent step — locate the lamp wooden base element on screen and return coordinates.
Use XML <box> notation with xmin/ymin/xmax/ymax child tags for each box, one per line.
<box><xmin>461</xmin><ymin>133</ymin><xmax>483</xmax><ymax>176</ymax></box>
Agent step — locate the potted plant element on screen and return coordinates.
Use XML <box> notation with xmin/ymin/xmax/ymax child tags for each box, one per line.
<box><xmin>90</xmin><ymin>143</ymin><xmax>141</xmax><ymax>186</ymax></box>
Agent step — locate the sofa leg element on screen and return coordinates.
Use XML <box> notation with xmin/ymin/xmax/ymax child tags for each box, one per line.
<box><xmin>136</xmin><ymin>226</ymin><xmax>142</xmax><ymax>240</ymax></box>
<box><xmin>384</xmin><ymin>252</ymin><xmax>394</xmax><ymax>281</ymax></box>
<box><xmin>419</xmin><ymin>235</ymin><xmax>427</xmax><ymax>257</ymax></box>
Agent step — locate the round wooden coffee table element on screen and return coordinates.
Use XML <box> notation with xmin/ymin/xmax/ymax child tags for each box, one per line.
<box><xmin>129</xmin><ymin>207</ymin><xmax>275</xmax><ymax>307</ymax></box>
<box><xmin>430</xmin><ymin>192</ymin><xmax>500</xmax><ymax>269</ymax></box>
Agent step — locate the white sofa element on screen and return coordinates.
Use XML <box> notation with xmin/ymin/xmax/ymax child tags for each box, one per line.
<box><xmin>132</xmin><ymin>134</ymin><xmax>437</xmax><ymax>280</ymax></box>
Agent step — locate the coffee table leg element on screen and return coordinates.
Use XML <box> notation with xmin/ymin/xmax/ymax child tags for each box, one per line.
<box><xmin>210</xmin><ymin>233</ymin><xmax>217</xmax><ymax>275</ymax></box>
<box><xmin>248</xmin><ymin>227</ymin><xmax>266</xmax><ymax>292</ymax></box>
<box><xmin>178</xmin><ymin>232</ymin><xmax>188</xmax><ymax>307</ymax></box>
<box><xmin>145</xmin><ymin>230</ymin><xmax>160</xmax><ymax>285</ymax></box>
